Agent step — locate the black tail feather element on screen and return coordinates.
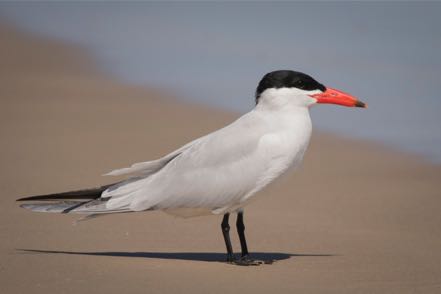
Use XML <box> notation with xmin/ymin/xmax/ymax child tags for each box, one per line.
<box><xmin>17</xmin><ymin>184</ymin><xmax>115</xmax><ymax>202</ymax></box>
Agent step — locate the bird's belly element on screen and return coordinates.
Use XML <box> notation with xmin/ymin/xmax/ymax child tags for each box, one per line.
<box><xmin>163</xmin><ymin>207</ymin><xmax>214</xmax><ymax>218</ymax></box>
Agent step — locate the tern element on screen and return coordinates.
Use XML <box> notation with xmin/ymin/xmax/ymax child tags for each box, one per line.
<box><xmin>18</xmin><ymin>70</ymin><xmax>366</xmax><ymax>265</ymax></box>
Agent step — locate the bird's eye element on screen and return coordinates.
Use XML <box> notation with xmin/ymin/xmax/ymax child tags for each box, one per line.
<box><xmin>296</xmin><ymin>80</ymin><xmax>305</xmax><ymax>89</ymax></box>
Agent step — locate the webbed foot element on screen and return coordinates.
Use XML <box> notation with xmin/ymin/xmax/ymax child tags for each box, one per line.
<box><xmin>228</xmin><ymin>255</ymin><xmax>273</xmax><ymax>266</ymax></box>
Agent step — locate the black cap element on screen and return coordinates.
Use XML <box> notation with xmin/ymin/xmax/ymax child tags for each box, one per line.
<box><xmin>255</xmin><ymin>70</ymin><xmax>326</xmax><ymax>104</ymax></box>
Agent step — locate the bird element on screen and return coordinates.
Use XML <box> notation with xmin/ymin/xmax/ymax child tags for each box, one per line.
<box><xmin>17</xmin><ymin>70</ymin><xmax>366</xmax><ymax>266</ymax></box>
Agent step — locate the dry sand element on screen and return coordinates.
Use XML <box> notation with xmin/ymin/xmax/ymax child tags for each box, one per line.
<box><xmin>1</xmin><ymin>23</ymin><xmax>440</xmax><ymax>293</ymax></box>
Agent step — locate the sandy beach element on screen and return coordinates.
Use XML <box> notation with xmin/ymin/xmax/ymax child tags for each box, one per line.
<box><xmin>1</xmin><ymin>23</ymin><xmax>441</xmax><ymax>293</ymax></box>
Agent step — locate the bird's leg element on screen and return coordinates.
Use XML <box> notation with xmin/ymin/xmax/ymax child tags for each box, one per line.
<box><xmin>236</xmin><ymin>210</ymin><xmax>249</xmax><ymax>257</ymax></box>
<box><xmin>233</xmin><ymin>210</ymin><xmax>272</xmax><ymax>266</ymax></box>
<box><xmin>221</xmin><ymin>213</ymin><xmax>235</xmax><ymax>262</ymax></box>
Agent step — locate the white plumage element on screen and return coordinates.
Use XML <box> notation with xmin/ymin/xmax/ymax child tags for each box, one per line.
<box><xmin>99</xmin><ymin>87</ymin><xmax>316</xmax><ymax>217</ymax></box>
<box><xmin>19</xmin><ymin>70</ymin><xmax>365</xmax><ymax>265</ymax></box>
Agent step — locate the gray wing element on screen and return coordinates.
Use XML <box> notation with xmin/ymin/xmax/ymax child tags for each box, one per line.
<box><xmin>102</xmin><ymin>112</ymin><xmax>275</xmax><ymax>214</ymax></box>
<box><xmin>104</xmin><ymin>136</ymin><xmax>205</xmax><ymax>177</ymax></box>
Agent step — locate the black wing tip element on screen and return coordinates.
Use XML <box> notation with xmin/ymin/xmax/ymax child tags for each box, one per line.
<box><xmin>17</xmin><ymin>196</ymin><xmax>34</xmax><ymax>202</ymax></box>
<box><xmin>17</xmin><ymin>194</ymin><xmax>102</xmax><ymax>202</ymax></box>
<box><xmin>16</xmin><ymin>195</ymin><xmax>66</xmax><ymax>202</ymax></box>
<box><xmin>16</xmin><ymin>184</ymin><xmax>114</xmax><ymax>202</ymax></box>
<box><xmin>17</xmin><ymin>194</ymin><xmax>45</xmax><ymax>201</ymax></box>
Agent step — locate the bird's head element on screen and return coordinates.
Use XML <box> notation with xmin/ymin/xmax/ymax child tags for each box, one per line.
<box><xmin>255</xmin><ymin>70</ymin><xmax>367</xmax><ymax>109</ymax></box>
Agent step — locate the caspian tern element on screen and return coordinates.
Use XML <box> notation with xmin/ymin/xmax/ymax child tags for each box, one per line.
<box><xmin>18</xmin><ymin>70</ymin><xmax>366</xmax><ymax>265</ymax></box>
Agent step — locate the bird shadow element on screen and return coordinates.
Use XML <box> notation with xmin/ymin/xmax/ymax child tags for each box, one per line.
<box><xmin>17</xmin><ymin>248</ymin><xmax>334</xmax><ymax>263</ymax></box>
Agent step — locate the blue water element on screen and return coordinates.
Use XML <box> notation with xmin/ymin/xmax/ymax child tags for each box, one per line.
<box><xmin>1</xmin><ymin>2</ymin><xmax>440</xmax><ymax>162</ymax></box>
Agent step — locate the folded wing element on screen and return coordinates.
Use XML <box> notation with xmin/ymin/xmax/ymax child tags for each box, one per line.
<box><xmin>103</xmin><ymin>113</ymin><xmax>270</xmax><ymax>214</ymax></box>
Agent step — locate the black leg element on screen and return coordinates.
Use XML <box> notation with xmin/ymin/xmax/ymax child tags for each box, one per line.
<box><xmin>236</xmin><ymin>211</ymin><xmax>249</xmax><ymax>257</ymax></box>
<box><xmin>233</xmin><ymin>210</ymin><xmax>272</xmax><ymax>266</ymax></box>
<box><xmin>221</xmin><ymin>213</ymin><xmax>234</xmax><ymax>262</ymax></box>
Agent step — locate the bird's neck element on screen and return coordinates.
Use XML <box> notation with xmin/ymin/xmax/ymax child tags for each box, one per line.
<box><xmin>255</xmin><ymin>100</ymin><xmax>312</xmax><ymax>126</ymax></box>
<box><xmin>251</xmin><ymin>101</ymin><xmax>313</xmax><ymax>182</ymax></box>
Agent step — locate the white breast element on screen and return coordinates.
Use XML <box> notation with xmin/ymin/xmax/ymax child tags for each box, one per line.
<box><xmin>235</xmin><ymin>106</ymin><xmax>312</xmax><ymax>207</ymax></box>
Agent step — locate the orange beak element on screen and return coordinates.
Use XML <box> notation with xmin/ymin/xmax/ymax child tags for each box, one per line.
<box><xmin>310</xmin><ymin>87</ymin><xmax>367</xmax><ymax>108</ymax></box>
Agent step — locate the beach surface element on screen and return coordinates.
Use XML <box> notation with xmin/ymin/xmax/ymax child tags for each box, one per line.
<box><xmin>1</xmin><ymin>23</ymin><xmax>440</xmax><ymax>293</ymax></box>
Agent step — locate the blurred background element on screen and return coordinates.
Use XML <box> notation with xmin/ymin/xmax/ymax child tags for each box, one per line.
<box><xmin>1</xmin><ymin>1</ymin><xmax>440</xmax><ymax>162</ymax></box>
<box><xmin>2</xmin><ymin>3</ymin><xmax>441</xmax><ymax>293</ymax></box>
